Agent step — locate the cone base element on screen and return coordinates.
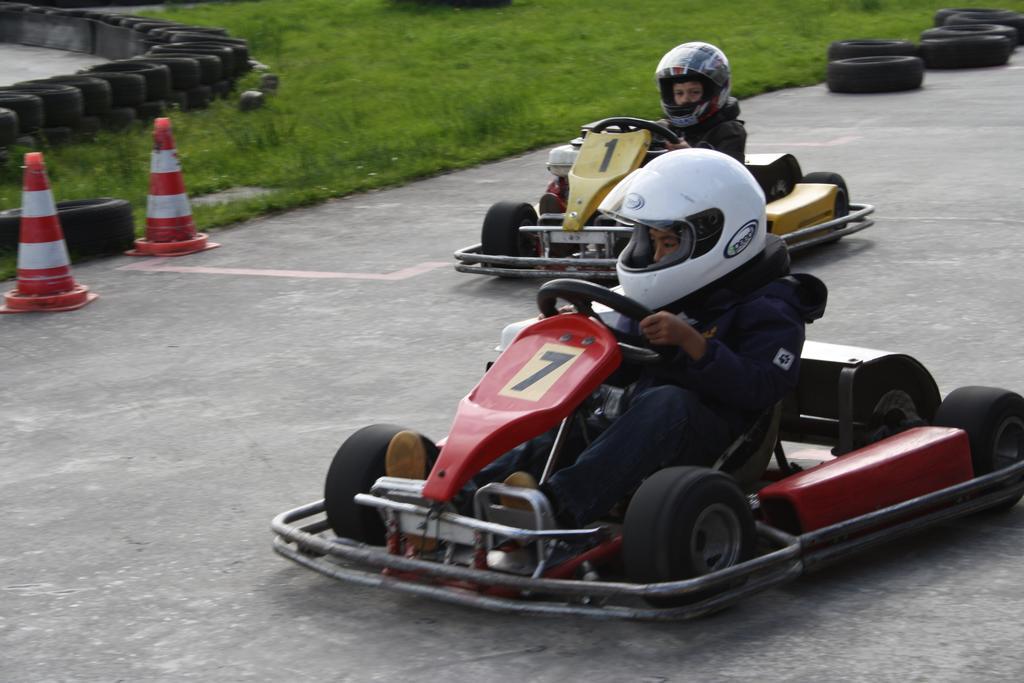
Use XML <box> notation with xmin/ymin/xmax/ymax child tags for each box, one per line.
<box><xmin>125</xmin><ymin>234</ymin><xmax>220</xmax><ymax>257</ymax></box>
<box><xmin>1</xmin><ymin>284</ymin><xmax>98</xmax><ymax>314</ymax></box>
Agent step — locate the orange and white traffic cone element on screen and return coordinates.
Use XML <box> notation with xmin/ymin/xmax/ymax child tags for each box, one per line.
<box><xmin>126</xmin><ymin>117</ymin><xmax>219</xmax><ymax>256</ymax></box>
<box><xmin>1</xmin><ymin>152</ymin><xmax>98</xmax><ymax>314</ymax></box>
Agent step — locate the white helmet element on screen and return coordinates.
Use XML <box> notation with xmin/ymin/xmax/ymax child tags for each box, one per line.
<box><xmin>599</xmin><ymin>148</ymin><xmax>767</xmax><ymax>309</ymax></box>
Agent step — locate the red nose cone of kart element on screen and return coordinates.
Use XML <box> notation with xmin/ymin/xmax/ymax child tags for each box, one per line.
<box><xmin>422</xmin><ymin>314</ymin><xmax>622</xmax><ymax>502</ymax></box>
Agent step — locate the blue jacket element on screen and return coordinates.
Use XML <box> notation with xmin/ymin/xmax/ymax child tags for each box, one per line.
<box><xmin>635</xmin><ymin>273</ymin><xmax>826</xmax><ymax>435</ymax></box>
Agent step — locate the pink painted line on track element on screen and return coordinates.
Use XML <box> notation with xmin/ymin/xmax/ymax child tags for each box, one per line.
<box><xmin>748</xmin><ymin>135</ymin><xmax>861</xmax><ymax>147</ymax></box>
<box><xmin>117</xmin><ymin>259</ymin><xmax>451</xmax><ymax>281</ymax></box>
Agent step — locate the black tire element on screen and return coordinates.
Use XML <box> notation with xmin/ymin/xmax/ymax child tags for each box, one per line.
<box><xmin>623</xmin><ymin>467</ymin><xmax>755</xmax><ymax>606</ymax></box>
<box><xmin>480</xmin><ymin>201</ymin><xmax>539</xmax><ymax>258</ymax></box>
<box><xmin>0</xmin><ymin>198</ymin><xmax>135</xmax><ymax>253</ymax></box>
<box><xmin>43</xmin><ymin>75</ymin><xmax>113</xmax><ymax>116</ymax></box>
<box><xmin>100</xmin><ymin>106</ymin><xmax>136</xmax><ymax>132</ymax></box>
<box><xmin>210</xmin><ymin>79</ymin><xmax>233</xmax><ymax>99</ymax></box>
<box><xmin>39</xmin><ymin>126</ymin><xmax>74</xmax><ymax>146</ymax></box>
<box><xmin>4</xmin><ymin>83</ymin><xmax>83</xmax><ymax>128</ymax></box>
<box><xmin>827</xmin><ymin>55</ymin><xmax>924</xmax><ymax>93</ymax></box>
<box><xmin>185</xmin><ymin>85</ymin><xmax>213</xmax><ymax>110</ymax></box>
<box><xmin>827</xmin><ymin>39</ymin><xmax>918</xmax><ymax>61</ymax></box>
<box><xmin>0</xmin><ymin>92</ymin><xmax>42</xmax><ymax>133</ymax></box>
<box><xmin>921</xmin><ymin>23</ymin><xmax>1019</xmax><ymax>45</ymax></box>
<box><xmin>148</xmin><ymin>52</ymin><xmax>222</xmax><ymax>84</ymax></box>
<box><xmin>933</xmin><ymin>387</ymin><xmax>1024</xmax><ymax>511</ymax></box>
<box><xmin>75</xmin><ymin>115</ymin><xmax>101</xmax><ymax>138</ymax></box>
<box><xmin>136</xmin><ymin>55</ymin><xmax>203</xmax><ymax>90</ymax></box>
<box><xmin>324</xmin><ymin>424</ymin><xmax>413</xmax><ymax>544</ymax></box>
<box><xmin>0</xmin><ymin>107</ymin><xmax>17</xmax><ymax>146</ymax></box>
<box><xmin>150</xmin><ymin>44</ymin><xmax>236</xmax><ymax>78</ymax></box>
<box><xmin>945</xmin><ymin>11</ymin><xmax>1024</xmax><ymax>44</ymax></box>
<box><xmin>935</xmin><ymin>8</ymin><xmax>1017</xmax><ymax>26</ymax></box>
<box><xmin>82</xmin><ymin>72</ymin><xmax>146</xmax><ymax>108</ymax></box>
<box><xmin>87</xmin><ymin>61</ymin><xmax>172</xmax><ymax>101</ymax></box>
<box><xmin>134</xmin><ymin>100</ymin><xmax>166</xmax><ymax>121</ymax></box>
<box><xmin>920</xmin><ymin>35</ymin><xmax>1014</xmax><ymax>68</ymax></box>
<box><xmin>166</xmin><ymin>90</ymin><xmax>190</xmax><ymax>112</ymax></box>
<box><xmin>176</xmin><ymin>41</ymin><xmax>250</xmax><ymax>76</ymax></box>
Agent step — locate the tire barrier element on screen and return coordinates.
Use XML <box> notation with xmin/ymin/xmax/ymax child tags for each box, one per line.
<box><xmin>0</xmin><ymin>3</ymin><xmax>259</xmax><ymax>151</ymax></box>
<box><xmin>0</xmin><ymin>152</ymin><xmax>97</xmax><ymax>314</ymax></box>
<box><xmin>0</xmin><ymin>106</ymin><xmax>17</xmax><ymax>146</ymax></box>
<box><xmin>826</xmin><ymin>55</ymin><xmax>925</xmax><ymax>94</ymax></box>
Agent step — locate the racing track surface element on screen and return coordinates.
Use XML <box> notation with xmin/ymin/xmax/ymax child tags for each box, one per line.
<box><xmin>2</xmin><ymin>53</ymin><xmax>1024</xmax><ymax>681</ymax></box>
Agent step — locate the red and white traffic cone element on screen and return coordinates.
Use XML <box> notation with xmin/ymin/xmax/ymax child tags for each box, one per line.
<box><xmin>126</xmin><ymin>117</ymin><xmax>219</xmax><ymax>256</ymax></box>
<box><xmin>1</xmin><ymin>152</ymin><xmax>98</xmax><ymax>314</ymax></box>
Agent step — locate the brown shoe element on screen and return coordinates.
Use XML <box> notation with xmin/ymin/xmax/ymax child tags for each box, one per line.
<box><xmin>385</xmin><ymin>430</ymin><xmax>427</xmax><ymax>480</ymax></box>
<box><xmin>501</xmin><ymin>471</ymin><xmax>539</xmax><ymax>510</ymax></box>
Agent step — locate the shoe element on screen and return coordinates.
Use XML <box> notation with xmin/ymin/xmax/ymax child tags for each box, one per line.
<box><xmin>500</xmin><ymin>471</ymin><xmax>539</xmax><ymax>510</ymax></box>
<box><xmin>385</xmin><ymin>430</ymin><xmax>427</xmax><ymax>480</ymax></box>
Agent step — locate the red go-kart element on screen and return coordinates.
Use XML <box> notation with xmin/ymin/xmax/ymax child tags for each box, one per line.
<box><xmin>273</xmin><ymin>279</ymin><xmax>1024</xmax><ymax>620</ymax></box>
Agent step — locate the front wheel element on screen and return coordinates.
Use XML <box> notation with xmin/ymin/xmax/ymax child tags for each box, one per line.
<box><xmin>480</xmin><ymin>201</ymin><xmax>539</xmax><ymax>258</ymax></box>
<box><xmin>623</xmin><ymin>467</ymin><xmax>755</xmax><ymax>606</ymax></box>
<box><xmin>324</xmin><ymin>423</ymin><xmax>412</xmax><ymax>544</ymax></box>
<box><xmin>933</xmin><ymin>386</ymin><xmax>1024</xmax><ymax>511</ymax></box>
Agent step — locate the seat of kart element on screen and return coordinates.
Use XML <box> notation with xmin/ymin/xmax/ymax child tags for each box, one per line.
<box><xmin>714</xmin><ymin>401</ymin><xmax>783</xmax><ymax>491</ymax></box>
<box><xmin>745</xmin><ymin>153</ymin><xmax>804</xmax><ymax>203</ymax></box>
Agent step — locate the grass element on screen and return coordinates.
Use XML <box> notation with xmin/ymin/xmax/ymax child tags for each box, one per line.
<box><xmin>1</xmin><ymin>0</ymin><xmax>1021</xmax><ymax>279</ymax></box>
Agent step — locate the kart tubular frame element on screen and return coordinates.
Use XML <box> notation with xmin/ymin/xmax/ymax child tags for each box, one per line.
<box><xmin>452</xmin><ymin>203</ymin><xmax>875</xmax><ymax>279</ymax></box>
<box><xmin>272</xmin><ymin>459</ymin><xmax>1024</xmax><ymax>621</ymax></box>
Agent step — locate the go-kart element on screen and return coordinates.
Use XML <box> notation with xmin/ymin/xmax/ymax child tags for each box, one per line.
<box><xmin>272</xmin><ymin>278</ymin><xmax>1024</xmax><ymax>620</ymax></box>
<box><xmin>452</xmin><ymin>117</ymin><xmax>875</xmax><ymax>280</ymax></box>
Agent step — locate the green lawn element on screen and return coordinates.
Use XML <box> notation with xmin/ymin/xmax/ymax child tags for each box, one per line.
<box><xmin>1</xmin><ymin>0</ymin><xmax>1021</xmax><ymax>279</ymax></box>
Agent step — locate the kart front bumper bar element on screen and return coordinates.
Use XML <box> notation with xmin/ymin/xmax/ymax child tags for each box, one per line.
<box><xmin>272</xmin><ymin>460</ymin><xmax>1024</xmax><ymax>620</ymax></box>
<box><xmin>452</xmin><ymin>203</ymin><xmax>875</xmax><ymax>279</ymax></box>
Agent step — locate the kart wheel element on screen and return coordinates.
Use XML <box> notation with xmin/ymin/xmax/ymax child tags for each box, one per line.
<box><xmin>933</xmin><ymin>387</ymin><xmax>1024</xmax><ymax>510</ymax></box>
<box><xmin>481</xmin><ymin>201</ymin><xmax>539</xmax><ymax>259</ymax></box>
<box><xmin>801</xmin><ymin>172</ymin><xmax>849</xmax><ymax>244</ymax></box>
<box><xmin>623</xmin><ymin>467</ymin><xmax>755</xmax><ymax>606</ymax></box>
<box><xmin>324</xmin><ymin>423</ymin><xmax>415</xmax><ymax>544</ymax></box>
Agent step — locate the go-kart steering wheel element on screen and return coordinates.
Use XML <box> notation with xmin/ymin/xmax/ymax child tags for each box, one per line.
<box><xmin>589</xmin><ymin>117</ymin><xmax>680</xmax><ymax>145</ymax></box>
<box><xmin>536</xmin><ymin>279</ymin><xmax>670</xmax><ymax>364</ymax></box>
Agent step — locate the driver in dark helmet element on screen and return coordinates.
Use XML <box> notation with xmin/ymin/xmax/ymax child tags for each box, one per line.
<box><xmin>655</xmin><ymin>42</ymin><xmax>747</xmax><ymax>164</ymax></box>
<box><xmin>386</xmin><ymin>150</ymin><xmax>826</xmax><ymax>528</ymax></box>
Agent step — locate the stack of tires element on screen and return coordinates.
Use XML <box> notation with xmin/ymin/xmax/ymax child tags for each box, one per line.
<box><xmin>0</xmin><ymin>198</ymin><xmax>136</xmax><ymax>255</ymax></box>
<box><xmin>0</xmin><ymin>82</ymin><xmax>85</xmax><ymax>145</ymax></box>
<box><xmin>827</xmin><ymin>8</ymin><xmax>1019</xmax><ymax>93</ymax></box>
<box><xmin>825</xmin><ymin>39</ymin><xmax>924</xmax><ymax>93</ymax></box>
<box><xmin>920</xmin><ymin>8</ymin><xmax>1019</xmax><ymax>69</ymax></box>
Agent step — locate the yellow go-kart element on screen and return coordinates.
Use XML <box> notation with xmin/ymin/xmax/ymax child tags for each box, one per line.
<box><xmin>453</xmin><ymin>117</ymin><xmax>875</xmax><ymax>280</ymax></box>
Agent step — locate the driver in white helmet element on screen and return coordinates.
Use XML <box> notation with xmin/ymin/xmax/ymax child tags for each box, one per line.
<box><xmin>386</xmin><ymin>150</ymin><xmax>825</xmax><ymax>528</ymax></box>
<box><xmin>655</xmin><ymin>42</ymin><xmax>747</xmax><ymax>163</ymax></box>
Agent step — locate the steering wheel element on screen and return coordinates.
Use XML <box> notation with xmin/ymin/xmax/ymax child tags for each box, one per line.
<box><xmin>589</xmin><ymin>117</ymin><xmax>680</xmax><ymax>145</ymax></box>
<box><xmin>536</xmin><ymin>279</ymin><xmax>670</xmax><ymax>364</ymax></box>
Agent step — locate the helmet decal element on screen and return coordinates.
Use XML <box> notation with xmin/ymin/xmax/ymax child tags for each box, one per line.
<box><xmin>725</xmin><ymin>220</ymin><xmax>758</xmax><ymax>258</ymax></box>
<box><xmin>624</xmin><ymin>193</ymin><xmax>645</xmax><ymax>210</ymax></box>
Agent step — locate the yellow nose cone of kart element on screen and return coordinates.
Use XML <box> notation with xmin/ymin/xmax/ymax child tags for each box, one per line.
<box><xmin>562</xmin><ymin>129</ymin><xmax>651</xmax><ymax>232</ymax></box>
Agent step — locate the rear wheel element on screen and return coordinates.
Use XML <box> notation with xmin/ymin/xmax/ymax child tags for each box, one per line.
<box><xmin>324</xmin><ymin>423</ymin><xmax>412</xmax><ymax>544</ymax></box>
<box><xmin>623</xmin><ymin>467</ymin><xmax>755</xmax><ymax>606</ymax></box>
<box><xmin>481</xmin><ymin>201</ymin><xmax>540</xmax><ymax>259</ymax></box>
<box><xmin>933</xmin><ymin>387</ymin><xmax>1024</xmax><ymax>511</ymax></box>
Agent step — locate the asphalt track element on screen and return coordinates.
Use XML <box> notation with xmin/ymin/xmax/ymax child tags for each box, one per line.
<box><xmin>2</xmin><ymin>42</ymin><xmax>1024</xmax><ymax>682</ymax></box>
